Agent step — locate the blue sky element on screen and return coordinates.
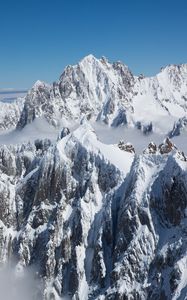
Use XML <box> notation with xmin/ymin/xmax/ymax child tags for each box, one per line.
<box><xmin>0</xmin><ymin>0</ymin><xmax>187</xmax><ymax>89</ymax></box>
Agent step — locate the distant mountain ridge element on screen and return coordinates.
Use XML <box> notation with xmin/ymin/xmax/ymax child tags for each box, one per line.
<box><xmin>0</xmin><ymin>55</ymin><xmax>187</xmax><ymax>136</ymax></box>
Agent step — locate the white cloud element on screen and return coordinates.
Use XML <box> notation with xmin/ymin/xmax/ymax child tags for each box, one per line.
<box><xmin>0</xmin><ymin>263</ymin><xmax>42</xmax><ymax>300</ymax></box>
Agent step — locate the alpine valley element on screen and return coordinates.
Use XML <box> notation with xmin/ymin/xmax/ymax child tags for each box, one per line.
<box><xmin>0</xmin><ymin>55</ymin><xmax>187</xmax><ymax>300</ymax></box>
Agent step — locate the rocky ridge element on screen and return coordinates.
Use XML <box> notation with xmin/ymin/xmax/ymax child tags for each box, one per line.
<box><xmin>0</xmin><ymin>123</ymin><xmax>187</xmax><ymax>299</ymax></box>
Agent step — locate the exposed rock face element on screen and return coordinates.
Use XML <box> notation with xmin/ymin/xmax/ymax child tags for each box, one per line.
<box><xmin>169</xmin><ymin>116</ymin><xmax>187</xmax><ymax>137</ymax></box>
<box><xmin>16</xmin><ymin>81</ymin><xmax>52</xmax><ymax>129</ymax></box>
<box><xmin>104</xmin><ymin>154</ymin><xmax>187</xmax><ymax>300</ymax></box>
<box><xmin>158</xmin><ymin>137</ymin><xmax>175</xmax><ymax>154</ymax></box>
<box><xmin>143</xmin><ymin>139</ymin><xmax>187</xmax><ymax>162</ymax></box>
<box><xmin>118</xmin><ymin>140</ymin><xmax>135</xmax><ymax>153</ymax></box>
<box><xmin>58</xmin><ymin>127</ymin><xmax>70</xmax><ymax>140</ymax></box>
<box><xmin>0</xmin><ymin>124</ymin><xmax>187</xmax><ymax>299</ymax></box>
<box><xmin>143</xmin><ymin>142</ymin><xmax>157</xmax><ymax>154</ymax></box>
<box><xmin>0</xmin><ymin>97</ymin><xmax>24</xmax><ymax>130</ymax></box>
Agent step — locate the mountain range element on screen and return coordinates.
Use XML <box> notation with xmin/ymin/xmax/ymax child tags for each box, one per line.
<box><xmin>1</xmin><ymin>55</ymin><xmax>187</xmax><ymax>136</ymax></box>
<box><xmin>0</xmin><ymin>55</ymin><xmax>187</xmax><ymax>300</ymax></box>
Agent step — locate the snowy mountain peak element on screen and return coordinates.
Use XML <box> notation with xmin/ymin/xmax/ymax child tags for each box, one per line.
<box><xmin>32</xmin><ymin>80</ymin><xmax>48</xmax><ymax>90</ymax></box>
<box><xmin>70</xmin><ymin>121</ymin><xmax>97</xmax><ymax>144</ymax></box>
<box><xmin>0</xmin><ymin>54</ymin><xmax>187</xmax><ymax>138</ymax></box>
<box><xmin>161</xmin><ymin>63</ymin><xmax>187</xmax><ymax>73</ymax></box>
<box><xmin>157</xmin><ymin>63</ymin><xmax>187</xmax><ymax>86</ymax></box>
<box><xmin>80</xmin><ymin>53</ymin><xmax>97</xmax><ymax>63</ymax></box>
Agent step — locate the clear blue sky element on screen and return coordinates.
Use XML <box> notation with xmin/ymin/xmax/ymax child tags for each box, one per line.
<box><xmin>0</xmin><ymin>0</ymin><xmax>187</xmax><ymax>89</ymax></box>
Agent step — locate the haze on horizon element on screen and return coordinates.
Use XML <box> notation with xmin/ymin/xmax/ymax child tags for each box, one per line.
<box><xmin>0</xmin><ymin>0</ymin><xmax>187</xmax><ymax>89</ymax></box>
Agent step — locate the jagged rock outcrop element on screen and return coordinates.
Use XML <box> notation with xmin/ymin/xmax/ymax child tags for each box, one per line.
<box><xmin>57</xmin><ymin>127</ymin><xmax>70</xmax><ymax>140</ymax></box>
<box><xmin>118</xmin><ymin>140</ymin><xmax>135</xmax><ymax>153</ymax></box>
<box><xmin>159</xmin><ymin>137</ymin><xmax>176</xmax><ymax>154</ymax></box>
<box><xmin>143</xmin><ymin>142</ymin><xmax>157</xmax><ymax>154</ymax></box>
<box><xmin>0</xmin><ymin>97</ymin><xmax>24</xmax><ymax>130</ymax></box>
<box><xmin>16</xmin><ymin>81</ymin><xmax>52</xmax><ymax>129</ymax></box>
<box><xmin>169</xmin><ymin>116</ymin><xmax>187</xmax><ymax>138</ymax></box>
<box><xmin>143</xmin><ymin>138</ymin><xmax>187</xmax><ymax>162</ymax></box>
